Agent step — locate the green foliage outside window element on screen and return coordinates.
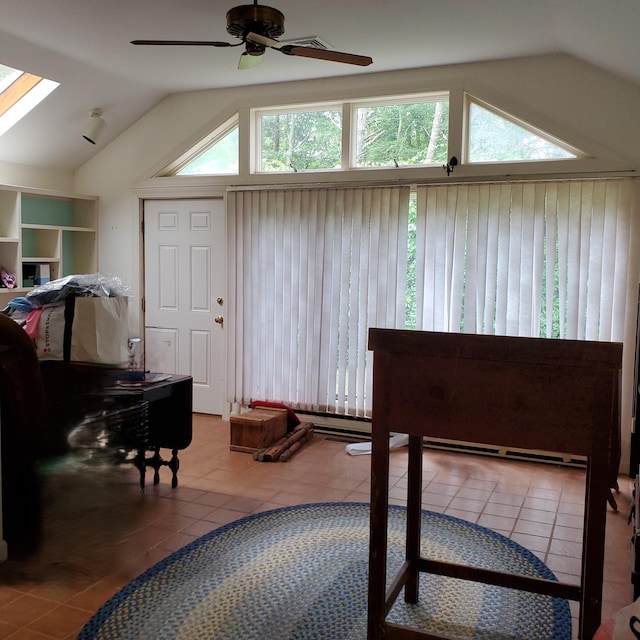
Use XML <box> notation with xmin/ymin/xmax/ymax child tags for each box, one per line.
<box><xmin>468</xmin><ymin>103</ymin><xmax>575</xmax><ymax>162</ymax></box>
<box><xmin>260</xmin><ymin>110</ymin><xmax>342</xmax><ymax>172</ymax></box>
<box><xmin>354</xmin><ymin>100</ymin><xmax>449</xmax><ymax>167</ymax></box>
<box><xmin>258</xmin><ymin>97</ymin><xmax>450</xmax><ymax>172</ymax></box>
<box><xmin>178</xmin><ymin>127</ymin><xmax>239</xmax><ymax>175</ymax></box>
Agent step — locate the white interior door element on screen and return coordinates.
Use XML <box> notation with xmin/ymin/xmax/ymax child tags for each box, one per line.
<box><xmin>143</xmin><ymin>199</ymin><xmax>226</xmax><ymax>414</ymax></box>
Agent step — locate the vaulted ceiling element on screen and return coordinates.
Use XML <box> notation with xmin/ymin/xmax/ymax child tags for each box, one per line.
<box><xmin>0</xmin><ymin>0</ymin><xmax>638</xmax><ymax>172</ymax></box>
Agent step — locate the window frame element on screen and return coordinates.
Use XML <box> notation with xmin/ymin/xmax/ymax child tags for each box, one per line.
<box><xmin>156</xmin><ymin>88</ymin><xmax>624</xmax><ymax>183</ymax></box>
<box><xmin>349</xmin><ymin>91</ymin><xmax>450</xmax><ymax>170</ymax></box>
<box><xmin>254</xmin><ymin>101</ymin><xmax>344</xmax><ymax>174</ymax></box>
<box><xmin>252</xmin><ymin>92</ymin><xmax>452</xmax><ymax>175</ymax></box>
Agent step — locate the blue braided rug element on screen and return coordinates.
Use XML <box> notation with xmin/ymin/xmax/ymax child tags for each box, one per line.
<box><xmin>78</xmin><ymin>502</ymin><xmax>571</xmax><ymax>639</ymax></box>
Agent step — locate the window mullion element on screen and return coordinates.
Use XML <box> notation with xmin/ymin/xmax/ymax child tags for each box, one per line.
<box><xmin>342</xmin><ymin>102</ymin><xmax>352</xmax><ymax>170</ymax></box>
<box><xmin>448</xmin><ymin>88</ymin><xmax>465</xmax><ymax>166</ymax></box>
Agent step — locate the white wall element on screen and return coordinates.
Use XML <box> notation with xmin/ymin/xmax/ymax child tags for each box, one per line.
<box><xmin>0</xmin><ymin>161</ymin><xmax>74</xmax><ymax>192</ymax></box>
<box><xmin>71</xmin><ymin>53</ymin><xmax>640</xmax><ymax>474</ymax></box>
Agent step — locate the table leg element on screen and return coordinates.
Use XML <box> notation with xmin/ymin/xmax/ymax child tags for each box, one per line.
<box><xmin>148</xmin><ymin>447</ymin><xmax>162</xmax><ymax>485</ymax></box>
<box><xmin>405</xmin><ymin>434</ymin><xmax>423</xmax><ymax>603</ymax></box>
<box><xmin>168</xmin><ymin>449</ymin><xmax>180</xmax><ymax>488</ymax></box>
<box><xmin>367</xmin><ymin>424</ymin><xmax>391</xmax><ymax>639</ymax></box>
<box><xmin>134</xmin><ymin>448</ymin><xmax>146</xmax><ymax>489</ymax></box>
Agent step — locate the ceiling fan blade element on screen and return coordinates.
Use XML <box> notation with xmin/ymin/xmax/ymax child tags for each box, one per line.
<box><xmin>245</xmin><ymin>32</ymin><xmax>280</xmax><ymax>48</ymax></box>
<box><xmin>238</xmin><ymin>52</ymin><xmax>263</xmax><ymax>70</ymax></box>
<box><xmin>131</xmin><ymin>39</ymin><xmax>238</xmax><ymax>47</ymax></box>
<box><xmin>245</xmin><ymin>32</ymin><xmax>372</xmax><ymax>67</ymax></box>
<box><xmin>280</xmin><ymin>45</ymin><xmax>373</xmax><ymax>66</ymax></box>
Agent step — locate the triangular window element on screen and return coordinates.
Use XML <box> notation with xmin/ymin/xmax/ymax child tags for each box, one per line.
<box><xmin>174</xmin><ymin>121</ymin><xmax>239</xmax><ymax>176</ymax></box>
<box><xmin>466</xmin><ymin>97</ymin><xmax>582</xmax><ymax>163</ymax></box>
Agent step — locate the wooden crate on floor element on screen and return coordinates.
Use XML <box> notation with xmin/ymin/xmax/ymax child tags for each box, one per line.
<box><xmin>229</xmin><ymin>407</ymin><xmax>288</xmax><ymax>453</ymax></box>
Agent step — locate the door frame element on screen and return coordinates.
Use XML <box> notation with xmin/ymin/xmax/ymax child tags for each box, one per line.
<box><xmin>134</xmin><ymin>187</ymin><xmax>230</xmax><ymax>418</ymax></box>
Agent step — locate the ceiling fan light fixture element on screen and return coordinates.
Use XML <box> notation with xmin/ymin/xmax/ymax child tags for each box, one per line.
<box><xmin>245</xmin><ymin>39</ymin><xmax>266</xmax><ymax>56</ymax></box>
<box><xmin>238</xmin><ymin>52</ymin><xmax>264</xmax><ymax>70</ymax></box>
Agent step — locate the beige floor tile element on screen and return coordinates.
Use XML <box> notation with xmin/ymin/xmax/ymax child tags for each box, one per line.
<box><xmin>0</xmin><ymin>414</ymin><xmax>634</xmax><ymax>638</ymax></box>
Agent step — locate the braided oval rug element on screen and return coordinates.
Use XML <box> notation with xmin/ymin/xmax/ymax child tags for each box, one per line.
<box><xmin>78</xmin><ymin>502</ymin><xmax>571</xmax><ymax>640</ymax></box>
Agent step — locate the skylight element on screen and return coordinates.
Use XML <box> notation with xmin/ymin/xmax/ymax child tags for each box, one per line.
<box><xmin>0</xmin><ymin>63</ymin><xmax>59</xmax><ymax>138</ymax></box>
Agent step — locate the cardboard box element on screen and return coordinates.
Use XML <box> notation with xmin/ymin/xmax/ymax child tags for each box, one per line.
<box><xmin>230</xmin><ymin>407</ymin><xmax>288</xmax><ymax>453</ymax></box>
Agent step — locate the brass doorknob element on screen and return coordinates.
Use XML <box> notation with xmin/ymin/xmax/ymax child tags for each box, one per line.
<box><xmin>214</xmin><ymin>316</ymin><xmax>224</xmax><ymax>325</ymax></box>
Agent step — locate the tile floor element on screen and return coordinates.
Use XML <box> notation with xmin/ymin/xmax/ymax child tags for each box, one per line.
<box><xmin>0</xmin><ymin>414</ymin><xmax>634</xmax><ymax>639</ymax></box>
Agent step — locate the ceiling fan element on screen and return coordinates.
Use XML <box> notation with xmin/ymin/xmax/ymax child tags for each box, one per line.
<box><xmin>131</xmin><ymin>1</ymin><xmax>373</xmax><ymax>70</ymax></box>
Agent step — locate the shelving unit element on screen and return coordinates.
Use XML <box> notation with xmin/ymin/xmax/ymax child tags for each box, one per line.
<box><xmin>0</xmin><ymin>184</ymin><xmax>98</xmax><ymax>305</ymax></box>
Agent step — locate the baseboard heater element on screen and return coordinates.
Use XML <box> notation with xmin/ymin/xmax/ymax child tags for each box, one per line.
<box><xmin>299</xmin><ymin>412</ymin><xmax>587</xmax><ymax>469</ymax></box>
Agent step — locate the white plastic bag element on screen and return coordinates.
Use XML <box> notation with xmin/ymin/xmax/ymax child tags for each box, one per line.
<box><xmin>29</xmin><ymin>296</ymin><xmax>129</xmax><ymax>365</ymax></box>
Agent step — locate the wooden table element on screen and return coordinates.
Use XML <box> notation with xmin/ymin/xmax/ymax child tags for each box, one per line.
<box><xmin>103</xmin><ymin>374</ymin><xmax>193</xmax><ymax>488</ymax></box>
<box><xmin>40</xmin><ymin>363</ymin><xmax>193</xmax><ymax>488</ymax></box>
<box><xmin>367</xmin><ymin>329</ymin><xmax>621</xmax><ymax>640</ymax></box>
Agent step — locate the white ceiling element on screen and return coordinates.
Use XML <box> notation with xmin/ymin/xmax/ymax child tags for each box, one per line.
<box><xmin>0</xmin><ymin>0</ymin><xmax>638</xmax><ymax>173</ymax></box>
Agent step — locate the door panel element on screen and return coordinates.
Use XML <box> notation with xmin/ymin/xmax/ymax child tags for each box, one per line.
<box><xmin>158</xmin><ymin>245</ymin><xmax>178</xmax><ymax>309</ymax></box>
<box><xmin>144</xmin><ymin>199</ymin><xmax>225</xmax><ymax>414</ymax></box>
<box><xmin>190</xmin><ymin>246</ymin><xmax>211</xmax><ymax>311</ymax></box>
<box><xmin>191</xmin><ymin>330</ymin><xmax>210</xmax><ymax>383</ymax></box>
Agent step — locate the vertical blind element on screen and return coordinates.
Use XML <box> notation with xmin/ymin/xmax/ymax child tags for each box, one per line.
<box><xmin>227</xmin><ymin>186</ymin><xmax>409</xmax><ymax>417</ymax></box>
<box><xmin>228</xmin><ymin>178</ymin><xmax>636</xmax><ymax>419</ymax></box>
<box><xmin>414</xmin><ymin>179</ymin><xmax>634</xmax><ymax>341</ymax></box>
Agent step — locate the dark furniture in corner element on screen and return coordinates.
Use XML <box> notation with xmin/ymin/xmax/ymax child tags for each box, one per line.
<box><xmin>40</xmin><ymin>363</ymin><xmax>193</xmax><ymax>488</ymax></box>
<box><xmin>0</xmin><ymin>313</ymin><xmax>51</xmax><ymax>557</ymax></box>
<box><xmin>367</xmin><ymin>329</ymin><xmax>621</xmax><ymax>640</ymax></box>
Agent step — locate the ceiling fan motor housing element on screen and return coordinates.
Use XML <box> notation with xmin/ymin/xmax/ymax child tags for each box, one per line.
<box><xmin>226</xmin><ymin>4</ymin><xmax>285</xmax><ymax>39</ymax></box>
